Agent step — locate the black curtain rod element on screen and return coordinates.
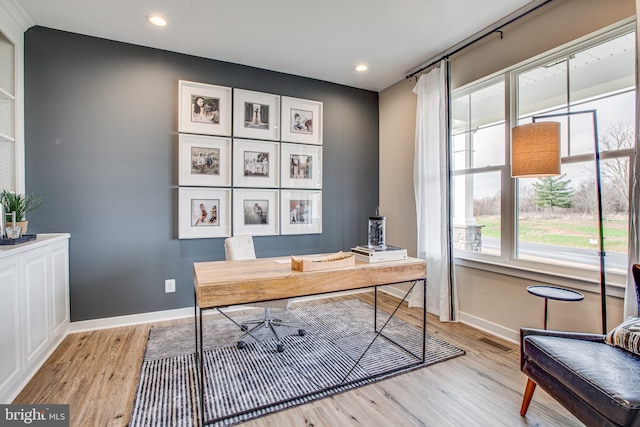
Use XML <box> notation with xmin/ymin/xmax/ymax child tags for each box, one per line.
<box><xmin>405</xmin><ymin>0</ymin><xmax>554</xmax><ymax>81</ymax></box>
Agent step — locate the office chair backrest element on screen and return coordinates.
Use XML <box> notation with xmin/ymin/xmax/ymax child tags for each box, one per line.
<box><xmin>224</xmin><ymin>235</ymin><xmax>256</xmax><ymax>261</ymax></box>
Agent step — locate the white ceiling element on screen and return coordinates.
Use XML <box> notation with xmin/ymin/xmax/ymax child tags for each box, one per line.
<box><xmin>14</xmin><ymin>0</ymin><xmax>537</xmax><ymax>92</ymax></box>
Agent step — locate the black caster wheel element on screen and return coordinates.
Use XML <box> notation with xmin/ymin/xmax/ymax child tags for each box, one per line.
<box><xmin>237</xmin><ymin>340</ymin><xmax>247</xmax><ymax>350</ymax></box>
<box><xmin>276</xmin><ymin>344</ymin><xmax>285</xmax><ymax>353</ymax></box>
<box><xmin>298</xmin><ymin>329</ymin><xmax>306</xmax><ymax>336</ymax></box>
<box><xmin>240</xmin><ymin>325</ymin><xmax>248</xmax><ymax>332</ymax></box>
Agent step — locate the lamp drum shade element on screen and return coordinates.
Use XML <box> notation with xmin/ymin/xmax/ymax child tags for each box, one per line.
<box><xmin>511</xmin><ymin>121</ymin><xmax>561</xmax><ymax>178</ymax></box>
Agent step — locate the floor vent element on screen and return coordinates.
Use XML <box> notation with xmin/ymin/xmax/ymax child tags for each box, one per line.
<box><xmin>479</xmin><ymin>337</ymin><xmax>512</xmax><ymax>352</ymax></box>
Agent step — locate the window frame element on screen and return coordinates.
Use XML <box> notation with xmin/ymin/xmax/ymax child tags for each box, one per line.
<box><xmin>451</xmin><ymin>20</ymin><xmax>635</xmax><ymax>293</ymax></box>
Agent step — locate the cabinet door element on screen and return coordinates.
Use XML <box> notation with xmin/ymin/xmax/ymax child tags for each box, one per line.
<box><xmin>0</xmin><ymin>257</ymin><xmax>21</xmax><ymax>402</ymax></box>
<box><xmin>22</xmin><ymin>248</ymin><xmax>49</xmax><ymax>368</ymax></box>
<box><xmin>50</xmin><ymin>241</ymin><xmax>69</xmax><ymax>339</ymax></box>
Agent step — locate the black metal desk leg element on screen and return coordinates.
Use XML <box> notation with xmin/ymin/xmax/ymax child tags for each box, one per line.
<box><xmin>198</xmin><ymin>307</ymin><xmax>204</xmax><ymax>426</ymax></box>
<box><xmin>374</xmin><ymin>285</ymin><xmax>378</xmax><ymax>333</ymax></box>
<box><xmin>422</xmin><ymin>278</ymin><xmax>427</xmax><ymax>361</ymax></box>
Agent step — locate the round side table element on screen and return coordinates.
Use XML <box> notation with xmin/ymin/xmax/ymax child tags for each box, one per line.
<box><xmin>527</xmin><ymin>285</ymin><xmax>584</xmax><ymax>329</ymax></box>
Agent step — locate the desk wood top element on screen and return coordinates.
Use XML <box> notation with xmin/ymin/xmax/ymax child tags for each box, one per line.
<box><xmin>193</xmin><ymin>256</ymin><xmax>426</xmax><ymax>308</ymax></box>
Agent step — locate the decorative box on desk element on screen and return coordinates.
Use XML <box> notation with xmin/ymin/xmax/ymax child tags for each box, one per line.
<box><xmin>291</xmin><ymin>252</ymin><xmax>355</xmax><ymax>271</ymax></box>
<box><xmin>351</xmin><ymin>244</ymin><xmax>407</xmax><ymax>263</ymax></box>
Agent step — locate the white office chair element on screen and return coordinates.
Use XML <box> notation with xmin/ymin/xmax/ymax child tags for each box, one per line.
<box><xmin>224</xmin><ymin>235</ymin><xmax>305</xmax><ymax>352</ymax></box>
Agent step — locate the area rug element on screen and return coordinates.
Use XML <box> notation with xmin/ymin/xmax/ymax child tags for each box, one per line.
<box><xmin>129</xmin><ymin>299</ymin><xmax>465</xmax><ymax>426</ymax></box>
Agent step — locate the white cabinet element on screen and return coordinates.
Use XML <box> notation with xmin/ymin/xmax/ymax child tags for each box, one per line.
<box><xmin>51</xmin><ymin>243</ymin><xmax>69</xmax><ymax>338</ymax></box>
<box><xmin>0</xmin><ymin>234</ymin><xmax>70</xmax><ymax>403</ymax></box>
<box><xmin>0</xmin><ymin>256</ymin><xmax>20</xmax><ymax>402</ymax></box>
<box><xmin>22</xmin><ymin>248</ymin><xmax>49</xmax><ymax>368</ymax></box>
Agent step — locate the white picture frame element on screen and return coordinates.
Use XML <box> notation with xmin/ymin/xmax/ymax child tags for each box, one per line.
<box><xmin>233</xmin><ymin>189</ymin><xmax>279</xmax><ymax>236</ymax></box>
<box><xmin>178</xmin><ymin>187</ymin><xmax>231</xmax><ymax>239</ymax></box>
<box><xmin>280</xmin><ymin>143</ymin><xmax>322</xmax><ymax>189</ymax></box>
<box><xmin>233</xmin><ymin>89</ymin><xmax>280</xmax><ymax>141</ymax></box>
<box><xmin>280</xmin><ymin>190</ymin><xmax>322</xmax><ymax>235</ymax></box>
<box><xmin>280</xmin><ymin>96</ymin><xmax>323</xmax><ymax>145</ymax></box>
<box><xmin>232</xmin><ymin>139</ymin><xmax>280</xmax><ymax>188</ymax></box>
<box><xmin>179</xmin><ymin>80</ymin><xmax>232</xmax><ymax>136</ymax></box>
<box><xmin>178</xmin><ymin>134</ymin><xmax>231</xmax><ymax>187</ymax></box>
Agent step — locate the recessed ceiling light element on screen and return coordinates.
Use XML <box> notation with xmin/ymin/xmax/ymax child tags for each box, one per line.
<box><xmin>147</xmin><ymin>15</ymin><xmax>167</xmax><ymax>27</ymax></box>
<box><xmin>355</xmin><ymin>64</ymin><xmax>368</xmax><ymax>72</ymax></box>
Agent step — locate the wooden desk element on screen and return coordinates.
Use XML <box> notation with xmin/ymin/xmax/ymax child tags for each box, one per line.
<box><xmin>193</xmin><ymin>255</ymin><xmax>427</xmax><ymax>426</ymax></box>
<box><xmin>194</xmin><ymin>256</ymin><xmax>426</xmax><ymax>308</ymax></box>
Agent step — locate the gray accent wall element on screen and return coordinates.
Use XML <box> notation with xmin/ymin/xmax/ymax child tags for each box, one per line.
<box><xmin>24</xmin><ymin>26</ymin><xmax>379</xmax><ymax>322</ymax></box>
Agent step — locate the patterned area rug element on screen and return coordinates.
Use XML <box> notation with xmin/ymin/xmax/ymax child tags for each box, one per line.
<box><xmin>130</xmin><ymin>299</ymin><xmax>465</xmax><ymax>426</ymax></box>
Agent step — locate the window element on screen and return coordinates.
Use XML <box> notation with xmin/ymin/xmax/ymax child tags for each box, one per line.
<box><xmin>451</xmin><ymin>79</ymin><xmax>505</xmax><ymax>255</ymax></box>
<box><xmin>452</xmin><ymin>24</ymin><xmax>635</xmax><ymax>282</ymax></box>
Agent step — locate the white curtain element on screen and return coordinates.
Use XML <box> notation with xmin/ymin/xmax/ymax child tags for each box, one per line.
<box><xmin>408</xmin><ymin>60</ymin><xmax>458</xmax><ymax>322</ymax></box>
<box><xmin>625</xmin><ymin>6</ymin><xmax>640</xmax><ymax>319</ymax></box>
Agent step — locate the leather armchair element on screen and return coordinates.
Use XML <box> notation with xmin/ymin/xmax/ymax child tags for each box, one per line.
<box><xmin>520</xmin><ymin>265</ymin><xmax>640</xmax><ymax>426</ymax></box>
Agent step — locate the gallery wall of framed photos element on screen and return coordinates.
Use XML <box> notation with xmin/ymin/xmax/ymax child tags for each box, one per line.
<box><xmin>178</xmin><ymin>80</ymin><xmax>323</xmax><ymax>239</ymax></box>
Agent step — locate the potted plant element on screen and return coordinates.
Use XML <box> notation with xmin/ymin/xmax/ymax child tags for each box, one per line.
<box><xmin>1</xmin><ymin>190</ymin><xmax>44</xmax><ymax>235</ymax></box>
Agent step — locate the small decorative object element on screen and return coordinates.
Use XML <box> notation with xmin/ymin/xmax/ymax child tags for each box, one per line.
<box><xmin>280</xmin><ymin>96</ymin><xmax>323</xmax><ymax>145</ymax></box>
<box><xmin>291</xmin><ymin>252</ymin><xmax>355</xmax><ymax>272</ymax></box>
<box><xmin>233</xmin><ymin>89</ymin><xmax>280</xmax><ymax>141</ymax></box>
<box><xmin>368</xmin><ymin>207</ymin><xmax>386</xmax><ymax>250</ymax></box>
<box><xmin>178</xmin><ymin>80</ymin><xmax>232</xmax><ymax>136</ymax></box>
<box><xmin>4</xmin><ymin>211</ymin><xmax>22</xmax><ymax>239</ymax></box>
<box><xmin>0</xmin><ymin>189</ymin><xmax>44</xmax><ymax>235</ymax></box>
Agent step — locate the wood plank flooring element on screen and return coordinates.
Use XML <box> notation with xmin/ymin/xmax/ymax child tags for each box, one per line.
<box><xmin>14</xmin><ymin>293</ymin><xmax>583</xmax><ymax>426</ymax></box>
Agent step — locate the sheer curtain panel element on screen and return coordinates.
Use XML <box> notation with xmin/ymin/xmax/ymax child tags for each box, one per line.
<box><xmin>409</xmin><ymin>60</ymin><xmax>458</xmax><ymax>322</ymax></box>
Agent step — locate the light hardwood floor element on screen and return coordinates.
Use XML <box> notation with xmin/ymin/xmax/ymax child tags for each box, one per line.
<box><xmin>14</xmin><ymin>293</ymin><xmax>583</xmax><ymax>426</ymax></box>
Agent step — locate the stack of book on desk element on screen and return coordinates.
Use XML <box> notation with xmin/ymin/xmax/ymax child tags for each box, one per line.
<box><xmin>350</xmin><ymin>245</ymin><xmax>407</xmax><ymax>263</ymax></box>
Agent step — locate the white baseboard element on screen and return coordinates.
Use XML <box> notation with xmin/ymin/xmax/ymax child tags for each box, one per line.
<box><xmin>68</xmin><ymin>289</ymin><xmax>369</xmax><ymax>333</ymax></box>
<box><xmin>68</xmin><ymin>307</ymin><xmax>196</xmax><ymax>333</ymax></box>
<box><xmin>378</xmin><ymin>286</ymin><xmax>410</xmax><ymax>301</ymax></box>
<box><xmin>458</xmin><ymin>311</ymin><xmax>520</xmax><ymax>344</ymax></box>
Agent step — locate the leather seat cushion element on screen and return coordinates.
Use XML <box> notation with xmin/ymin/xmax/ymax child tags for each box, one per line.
<box><xmin>524</xmin><ymin>335</ymin><xmax>640</xmax><ymax>426</ymax></box>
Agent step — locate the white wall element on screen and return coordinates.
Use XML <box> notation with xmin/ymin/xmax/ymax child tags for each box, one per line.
<box><xmin>379</xmin><ymin>0</ymin><xmax>635</xmax><ymax>342</ymax></box>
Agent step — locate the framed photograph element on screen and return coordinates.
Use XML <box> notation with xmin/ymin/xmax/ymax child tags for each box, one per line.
<box><xmin>179</xmin><ymin>80</ymin><xmax>232</xmax><ymax>136</ymax></box>
<box><xmin>280</xmin><ymin>190</ymin><xmax>322</xmax><ymax>235</ymax></box>
<box><xmin>280</xmin><ymin>143</ymin><xmax>322</xmax><ymax>189</ymax></box>
<box><xmin>233</xmin><ymin>89</ymin><xmax>280</xmax><ymax>141</ymax></box>
<box><xmin>232</xmin><ymin>139</ymin><xmax>280</xmax><ymax>188</ymax></box>
<box><xmin>178</xmin><ymin>134</ymin><xmax>231</xmax><ymax>187</ymax></box>
<box><xmin>178</xmin><ymin>187</ymin><xmax>231</xmax><ymax>239</ymax></box>
<box><xmin>280</xmin><ymin>96</ymin><xmax>323</xmax><ymax>145</ymax></box>
<box><xmin>233</xmin><ymin>189</ymin><xmax>279</xmax><ymax>236</ymax></box>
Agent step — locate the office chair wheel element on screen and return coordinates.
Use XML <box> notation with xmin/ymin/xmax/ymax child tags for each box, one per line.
<box><xmin>237</xmin><ymin>340</ymin><xmax>247</xmax><ymax>350</ymax></box>
<box><xmin>240</xmin><ymin>325</ymin><xmax>248</xmax><ymax>332</ymax></box>
<box><xmin>298</xmin><ymin>329</ymin><xmax>306</xmax><ymax>336</ymax></box>
<box><xmin>276</xmin><ymin>344</ymin><xmax>285</xmax><ymax>353</ymax></box>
